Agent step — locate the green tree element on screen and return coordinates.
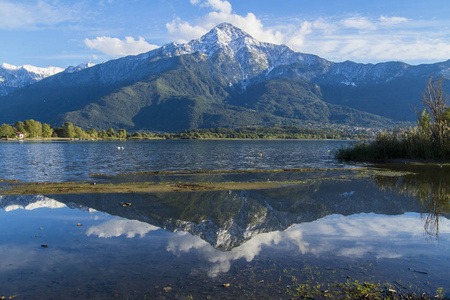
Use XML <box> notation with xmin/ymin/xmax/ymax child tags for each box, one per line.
<box><xmin>74</xmin><ymin>126</ymin><xmax>85</xmax><ymax>139</ymax></box>
<box><xmin>42</xmin><ymin>123</ymin><xmax>54</xmax><ymax>138</ymax></box>
<box><xmin>107</xmin><ymin>128</ymin><xmax>115</xmax><ymax>137</ymax></box>
<box><xmin>98</xmin><ymin>130</ymin><xmax>108</xmax><ymax>139</ymax></box>
<box><xmin>118</xmin><ymin>129</ymin><xmax>127</xmax><ymax>139</ymax></box>
<box><xmin>86</xmin><ymin>128</ymin><xmax>98</xmax><ymax>139</ymax></box>
<box><xmin>62</xmin><ymin>122</ymin><xmax>75</xmax><ymax>138</ymax></box>
<box><xmin>24</xmin><ymin>119</ymin><xmax>42</xmax><ymax>138</ymax></box>
<box><xmin>0</xmin><ymin>124</ymin><xmax>16</xmax><ymax>138</ymax></box>
<box><xmin>14</xmin><ymin>121</ymin><xmax>25</xmax><ymax>133</ymax></box>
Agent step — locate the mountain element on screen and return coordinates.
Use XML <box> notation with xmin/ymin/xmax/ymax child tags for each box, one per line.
<box><xmin>0</xmin><ymin>63</ymin><xmax>64</xmax><ymax>96</ymax></box>
<box><xmin>0</xmin><ymin>23</ymin><xmax>449</xmax><ymax>131</ymax></box>
<box><xmin>63</xmin><ymin>62</ymin><xmax>96</xmax><ymax>74</ymax></box>
<box><xmin>0</xmin><ymin>62</ymin><xmax>96</xmax><ymax>97</ymax></box>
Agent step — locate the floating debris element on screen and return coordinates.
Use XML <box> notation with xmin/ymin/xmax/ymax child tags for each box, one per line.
<box><xmin>41</xmin><ymin>245</ymin><xmax>48</xmax><ymax>248</ymax></box>
<box><xmin>76</xmin><ymin>223</ymin><xmax>82</xmax><ymax>226</ymax></box>
<box><xmin>222</xmin><ymin>283</ymin><xmax>231</xmax><ymax>288</ymax></box>
<box><xmin>121</xmin><ymin>202</ymin><xmax>131</xmax><ymax>207</ymax></box>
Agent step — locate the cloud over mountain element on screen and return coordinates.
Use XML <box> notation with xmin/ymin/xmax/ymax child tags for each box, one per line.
<box><xmin>84</xmin><ymin>36</ymin><xmax>159</xmax><ymax>57</ymax></box>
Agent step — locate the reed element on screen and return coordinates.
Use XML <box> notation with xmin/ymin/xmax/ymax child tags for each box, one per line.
<box><xmin>336</xmin><ymin>76</ymin><xmax>450</xmax><ymax>162</ymax></box>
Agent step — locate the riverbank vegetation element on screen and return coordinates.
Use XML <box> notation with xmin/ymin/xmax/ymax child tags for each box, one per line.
<box><xmin>336</xmin><ymin>76</ymin><xmax>450</xmax><ymax>161</ymax></box>
<box><xmin>1</xmin><ymin>122</ymin><xmax>368</xmax><ymax>141</ymax></box>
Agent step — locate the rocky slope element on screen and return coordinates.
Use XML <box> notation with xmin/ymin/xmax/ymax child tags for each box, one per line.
<box><xmin>1</xmin><ymin>23</ymin><xmax>449</xmax><ymax>130</ymax></box>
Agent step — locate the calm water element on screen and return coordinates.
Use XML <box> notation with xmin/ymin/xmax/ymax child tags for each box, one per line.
<box><xmin>0</xmin><ymin>140</ymin><xmax>449</xmax><ymax>299</ymax></box>
<box><xmin>0</xmin><ymin>139</ymin><xmax>357</xmax><ymax>182</ymax></box>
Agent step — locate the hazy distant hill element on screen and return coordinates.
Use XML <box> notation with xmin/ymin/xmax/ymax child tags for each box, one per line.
<box><xmin>1</xmin><ymin>23</ymin><xmax>449</xmax><ymax>131</ymax></box>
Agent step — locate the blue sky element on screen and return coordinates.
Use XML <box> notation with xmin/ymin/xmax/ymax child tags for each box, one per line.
<box><xmin>1</xmin><ymin>0</ymin><xmax>450</xmax><ymax>68</ymax></box>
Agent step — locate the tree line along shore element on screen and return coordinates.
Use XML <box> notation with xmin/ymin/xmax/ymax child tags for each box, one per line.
<box><xmin>1</xmin><ymin>121</ymin><xmax>369</xmax><ymax>141</ymax></box>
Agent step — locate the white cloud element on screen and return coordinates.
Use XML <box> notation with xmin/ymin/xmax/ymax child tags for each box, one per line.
<box><xmin>0</xmin><ymin>0</ymin><xmax>77</xmax><ymax>29</ymax></box>
<box><xmin>167</xmin><ymin>1</ymin><xmax>450</xmax><ymax>64</ymax></box>
<box><xmin>166</xmin><ymin>18</ymin><xmax>208</xmax><ymax>43</ymax></box>
<box><xmin>379</xmin><ymin>16</ymin><xmax>408</xmax><ymax>26</ymax></box>
<box><xmin>342</xmin><ymin>16</ymin><xmax>376</xmax><ymax>30</ymax></box>
<box><xmin>84</xmin><ymin>36</ymin><xmax>159</xmax><ymax>57</ymax></box>
<box><xmin>166</xmin><ymin>0</ymin><xmax>285</xmax><ymax>45</ymax></box>
<box><xmin>203</xmin><ymin>0</ymin><xmax>232</xmax><ymax>14</ymax></box>
<box><xmin>287</xmin><ymin>21</ymin><xmax>312</xmax><ymax>49</ymax></box>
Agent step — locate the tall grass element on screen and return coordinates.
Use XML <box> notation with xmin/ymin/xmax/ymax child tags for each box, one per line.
<box><xmin>336</xmin><ymin>126</ymin><xmax>450</xmax><ymax>161</ymax></box>
<box><xmin>337</xmin><ymin>76</ymin><xmax>450</xmax><ymax>162</ymax></box>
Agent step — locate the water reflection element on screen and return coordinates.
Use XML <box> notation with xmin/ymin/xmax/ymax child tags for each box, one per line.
<box><xmin>87</xmin><ymin>218</ymin><xmax>159</xmax><ymax>238</ymax></box>
<box><xmin>167</xmin><ymin>213</ymin><xmax>450</xmax><ymax>277</ymax></box>
<box><xmin>1</xmin><ymin>172</ymin><xmax>450</xmax><ymax>297</ymax></box>
<box><xmin>24</xmin><ymin>174</ymin><xmax>426</xmax><ymax>250</ymax></box>
<box><xmin>0</xmin><ymin>194</ymin><xmax>67</xmax><ymax>211</ymax></box>
<box><xmin>374</xmin><ymin>164</ymin><xmax>450</xmax><ymax>239</ymax></box>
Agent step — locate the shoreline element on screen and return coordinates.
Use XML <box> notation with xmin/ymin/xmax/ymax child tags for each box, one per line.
<box><xmin>0</xmin><ymin>137</ymin><xmax>354</xmax><ymax>142</ymax></box>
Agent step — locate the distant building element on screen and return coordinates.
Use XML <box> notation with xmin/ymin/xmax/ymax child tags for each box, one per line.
<box><xmin>16</xmin><ymin>132</ymin><xmax>24</xmax><ymax>139</ymax></box>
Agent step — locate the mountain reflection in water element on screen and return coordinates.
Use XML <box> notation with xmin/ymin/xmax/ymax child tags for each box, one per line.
<box><xmin>0</xmin><ymin>167</ymin><xmax>449</xmax><ymax>298</ymax></box>
<box><xmin>40</xmin><ymin>179</ymin><xmax>422</xmax><ymax>250</ymax></box>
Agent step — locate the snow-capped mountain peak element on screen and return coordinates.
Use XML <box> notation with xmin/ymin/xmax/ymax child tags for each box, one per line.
<box><xmin>155</xmin><ymin>23</ymin><xmax>325</xmax><ymax>89</ymax></box>
<box><xmin>64</xmin><ymin>61</ymin><xmax>96</xmax><ymax>73</ymax></box>
<box><xmin>199</xmin><ymin>22</ymin><xmax>258</xmax><ymax>49</ymax></box>
<box><xmin>0</xmin><ymin>63</ymin><xmax>64</xmax><ymax>96</ymax></box>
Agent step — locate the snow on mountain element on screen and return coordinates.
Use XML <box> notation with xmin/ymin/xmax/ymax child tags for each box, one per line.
<box><xmin>64</xmin><ymin>61</ymin><xmax>96</xmax><ymax>73</ymax></box>
<box><xmin>157</xmin><ymin>23</ymin><xmax>327</xmax><ymax>88</ymax></box>
<box><xmin>9</xmin><ymin>23</ymin><xmax>441</xmax><ymax>95</ymax></box>
<box><xmin>3</xmin><ymin>23</ymin><xmax>450</xmax><ymax>98</ymax></box>
<box><xmin>0</xmin><ymin>63</ymin><xmax>64</xmax><ymax>96</ymax></box>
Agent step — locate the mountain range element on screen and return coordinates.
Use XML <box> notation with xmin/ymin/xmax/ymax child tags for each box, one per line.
<box><xmin>1</xmin><ymin>23</ymin><xmax>449</xmax><ymax>132</ymax></box>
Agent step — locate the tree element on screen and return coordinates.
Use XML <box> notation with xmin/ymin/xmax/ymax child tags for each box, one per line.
<box><xmin>118</xmin><ymin>129</ymin><xmax>127</xmax><ymax>139</ymax></box>
<box><xmin>418</xmin><ymin>76</ymin><xmax>450</xmax><ymax>151</ymax></box>
<box><xmin>98</xmin><ymin>130</ymin><xmax>108</xmax><ymax>139</ymax></box>
<box><xmin>0</xmin><ymin>124</ymin><xmax>15</xmax><ymax>138</ymax></box>
<box><xmin>14</xmin><ymin>121</ymin><xmax>25</xmax><ymax>133</ymax></box>
<box><xmin>422</xmin><ymin>76</ymin><xmax>448</xmax><ymax>125</ymax></box>
<box><xmin>42</xmin><ymin>123</ymin><xmax>54</xmax><ymax>138</ymax></box>
<box><xmin>86</xmin><ymin>128</ymin><xmax>98</xmax><ymax>139</ymax></box>
<box><xmin>421</xmin><ymin>75</ymin><xmax>449</xmax><ymax>144</ymax></box>
<box><xmin>23</xmin><ymin>119</ymin><xmax>42</xmax><ymax>138</ymax></box>
<box><xmin>74</xmin><ymin>126</ymin><xmax>85</xmax><ymax>139</ymax></box>
<box><xmin>107</xmin><ymin>128</ymin><xmax>115</xmax><ymax>137</ymax></box>
<box><xmin>62</xmin><ymin>122</ymin><xmax>75</xmax><ymax>138</ymax></box>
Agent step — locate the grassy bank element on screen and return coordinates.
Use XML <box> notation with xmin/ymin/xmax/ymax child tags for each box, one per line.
<box><xmin>336</xmin><ymin>128</ymin><xmax>450</xmax><ymax>161</ymax></box>
<box><xmin>336</xmin><ymin>76</ymin><xmax>450</xmax><ymax>162</ymax></box>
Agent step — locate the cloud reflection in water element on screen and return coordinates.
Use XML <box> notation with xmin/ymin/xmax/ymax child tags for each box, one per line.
<box><xmin>167</xmin><ymin>213</ymin><xmax>450</xmax><ymax>277</ymax></box>
<box><xmin>86</xmin><ymin>218</ymin><xmax>160</xmax><ymax>238</ymax></box>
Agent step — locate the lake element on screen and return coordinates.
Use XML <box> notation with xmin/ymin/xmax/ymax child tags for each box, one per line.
<box><xmin>0</xmin><ymin>140</ymin><xmax>449</xmax><ymax>299</ymax></box>
<box><xmin>0</xmin><ymin>139</ymin><xmax>357</xmax><ymax>182</ymax></box>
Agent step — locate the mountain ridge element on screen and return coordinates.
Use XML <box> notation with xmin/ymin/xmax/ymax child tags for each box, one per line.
<box><xmin>0</xmin><ymin>23</ymin><xmax>449</xmax><ymax>131</ymax></box>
